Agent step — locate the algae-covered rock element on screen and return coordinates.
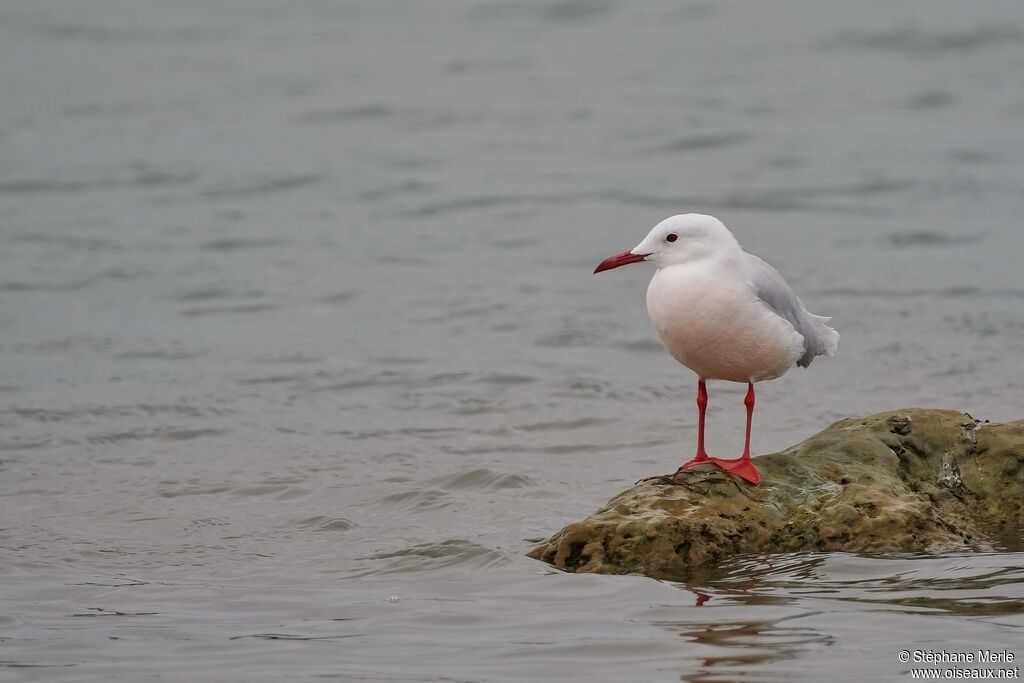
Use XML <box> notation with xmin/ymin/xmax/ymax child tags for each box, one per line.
<box><xmin>529</xmin><ymin>409</ymin><xmax>1024</xmax><ymax>578</ymax></box>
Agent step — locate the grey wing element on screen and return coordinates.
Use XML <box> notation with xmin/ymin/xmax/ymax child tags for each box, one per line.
<box><xmin>744</xmin><ymin>253</ymin><xmax>839</xmax><ymax>368</ymax></box>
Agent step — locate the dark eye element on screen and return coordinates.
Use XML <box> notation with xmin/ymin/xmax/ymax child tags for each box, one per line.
<box><xmin>666</xmin><ymin>233</ymin><xmax>678</xmax><ymax>243</ymax></box>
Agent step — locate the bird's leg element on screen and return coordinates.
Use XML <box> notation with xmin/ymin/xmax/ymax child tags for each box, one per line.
<box><xmin>741</xmin><ymin>381</ymin><xmax>754</xmax><ymax>459</ymax></box>
<box><xmin>649</xmin><ymin>380</ymin><xmax>761</xmax><ymax>486</ymax></box>
<box><xmin>678</xmin><ymin>379</ymin><xmax>709</xmax><ymax>470</ymax></box>
<box><xmin>707</xmin><ymin>382</ymin><xmax>761</xmax><ymax>485</ymax></box>
<box><xmin>696</xmin><ymin>378</ymin><xmax>709</xmax><ymax>461</ymax></box>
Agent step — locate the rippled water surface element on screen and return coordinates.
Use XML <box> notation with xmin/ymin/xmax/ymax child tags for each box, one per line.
<box><xmin>2</xmin><ymin>1</ymin><xmax>1024</xmax><ymax>681</ymax></box>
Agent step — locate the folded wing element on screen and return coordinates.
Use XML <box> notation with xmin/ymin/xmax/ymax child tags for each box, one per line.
<box><xmin>744</xmin><ymin>253</ymin><xmax>839</xmax><ymax>368</ymax></box>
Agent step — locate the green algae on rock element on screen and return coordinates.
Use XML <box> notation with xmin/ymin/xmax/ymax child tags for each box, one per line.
<box><xmin>528</xmin><ymin>409</ymin><xmax>1024</xmax><ymax>579</ymax></box>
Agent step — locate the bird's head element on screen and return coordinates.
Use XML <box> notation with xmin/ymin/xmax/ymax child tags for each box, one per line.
<box><xmin>594</xmin><ymin>213</ymin><xmax>739</xmax><ymax>273</ymax></box>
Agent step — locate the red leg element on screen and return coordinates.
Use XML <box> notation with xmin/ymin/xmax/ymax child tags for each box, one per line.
<box><xmin>742</xmin><ymin>381</ymin><xmax>754</xmax><ymax>459</ymax></box>
<box><xmin>707</xmin><ymin>382</ymin><xmax>761</xmax><ymax>484</ymax></box>
<box><xmin>679</xmin><ymin>379</ymin><xmax>709</xmax><ymax>469</ymax></box>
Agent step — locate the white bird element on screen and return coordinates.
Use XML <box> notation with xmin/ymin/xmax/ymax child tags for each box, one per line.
<box><xmin>594</xmin><ymin>214</ymin><xmax>839</xmax><ymax>485</ymax></box>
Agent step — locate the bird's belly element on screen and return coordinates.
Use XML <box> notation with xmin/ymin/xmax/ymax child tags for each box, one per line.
<box><xmin>646</xmin><ymin>273</ymin><xmax>800</xmax><ymax>382</ymax></box>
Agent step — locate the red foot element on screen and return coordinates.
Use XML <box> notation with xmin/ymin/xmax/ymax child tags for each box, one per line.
<box><xmin>679</xmin><ymin>455</ymin><xmax>709</xmax><ymax>470</ymax></box>
<box><xmin>707</xmin><ymin>456</ymin><xmax>762</xmax><ymax>485</ymax></box>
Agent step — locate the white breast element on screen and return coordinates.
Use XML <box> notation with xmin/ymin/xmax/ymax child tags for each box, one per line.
<box><xmin>645</xmin><ymin>261</ymin><xmax>804</xmax><ymax>383</ymax></box>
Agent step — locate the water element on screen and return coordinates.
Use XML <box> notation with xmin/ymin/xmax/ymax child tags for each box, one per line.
<box><xmin>2</xmin><ymin>1</ymin><xmax>1023</xmax><ymax>680</ymax></box>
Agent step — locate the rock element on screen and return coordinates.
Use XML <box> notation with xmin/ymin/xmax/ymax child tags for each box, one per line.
<box><xmin>528</xmin><ymin>409</ymin><xmax>1024</xmax><ymax>579</ymax></box>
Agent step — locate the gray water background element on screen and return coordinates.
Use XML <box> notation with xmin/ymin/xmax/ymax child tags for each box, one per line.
<box><xmin>2</xmin><ymin>1</ymin><xmax>1024</xmax><ymax>680</ymax></box>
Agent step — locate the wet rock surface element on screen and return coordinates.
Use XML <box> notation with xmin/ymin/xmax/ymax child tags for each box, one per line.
<box><xmin>528</xmin><ymin>409</ymin><xmax>1024</xmax><ymax>579</ymax></box>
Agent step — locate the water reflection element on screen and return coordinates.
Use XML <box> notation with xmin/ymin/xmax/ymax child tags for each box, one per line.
<box><xmin>635</xmin><ymin>551</ymin><xmax>1024</xmax><ymax>679</ymax></box>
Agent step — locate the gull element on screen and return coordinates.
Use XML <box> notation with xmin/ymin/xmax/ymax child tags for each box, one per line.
<box><xmin>594</xmin><ymin>214</ymin><xmax>839</xmax><ymax>485</ymax></box>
